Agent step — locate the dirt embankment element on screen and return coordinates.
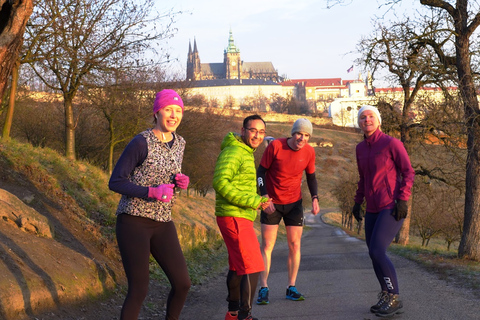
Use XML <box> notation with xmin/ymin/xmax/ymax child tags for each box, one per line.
<box><xmin>0</xmin><ymin>155</ymin><xmax>124</xmax><ymax>320</ymax></box>
<box><xmin>0</xmin><ymin>143</ymin><xmax>222</xmax><ymax>320</ymax></box>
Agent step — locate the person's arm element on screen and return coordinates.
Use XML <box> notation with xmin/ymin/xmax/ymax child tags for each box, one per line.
<box><xmin>108</xmin><ymin>135</ymin><xmax>149</xmax><ymax>198</ymax></box>
<box><xmin>257</xmin><ymin>164</ymin><xmax>276</xmax><ymax>213</ymax></box>
<box><xmin>257</xmin><ymin>164</ymin><xmax>268</xmax><ymax>196</ymax></box>
<box><xmin>354</xmin><ymin>146</ymin><xmax>365</xmax><ymax>205</ymax></box>
<box><xmin>306</xmin><ymin>171</ymin><xmax>318</xmax><ymax>199</ymax></box>
<box><xmin>306</xmin><ymin>171</ymin><xmax>320</xmax><ymax>215</ymax></box>
<box><xmin>392</xmin><ymin>139</ymin><xmax>415</xmax><ymax>201</ymax></box>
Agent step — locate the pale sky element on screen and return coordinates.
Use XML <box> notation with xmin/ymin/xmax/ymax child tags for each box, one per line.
<box><xmin>155</xmin><ymin>0</ymin><xmax>418</xmax><ymax>82</ymax></box>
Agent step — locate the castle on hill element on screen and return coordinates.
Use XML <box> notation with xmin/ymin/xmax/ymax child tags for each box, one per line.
<box><xmin>186</xmin><ymin>30</ymin><xmax>280</xmax><ymax>82</ymax></box>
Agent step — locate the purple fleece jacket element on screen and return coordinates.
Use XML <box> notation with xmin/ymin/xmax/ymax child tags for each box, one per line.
<box><xmin>354</xmin><ymin>129</ymin><xmax>415</xmax><ymax>213</ymax></box>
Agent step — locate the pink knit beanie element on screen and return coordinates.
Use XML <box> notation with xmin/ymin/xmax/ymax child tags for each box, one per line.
<box><xmin>153</xmin><ymin>89</ymin><xmax>184</xmax><ymax>114</ymax></box>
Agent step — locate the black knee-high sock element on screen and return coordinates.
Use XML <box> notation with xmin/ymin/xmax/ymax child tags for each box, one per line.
<box><xmin>239</xmin><ymin>272</ymin><xmax>260</xmax><ymax>317</ymax></box>
<box><xmin>226</xmin><ymin>270</ymin><xmax>241</xmax><ymax>311</ymax></box>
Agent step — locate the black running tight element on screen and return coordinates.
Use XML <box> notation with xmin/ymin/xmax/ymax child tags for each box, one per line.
<box><xmin>364</xmin><ymin>209</ymin><xmax>403</xmax><ymax>295</ymax></box>
<box><xmin>116</xmin><ymin>214</ymin><xmax>191</xmax><ymax>320</ymax></box>
<box><xmin>226</xmin><ymin>270</ymin><xmax>260</xmax><ymax>317</ymax></box>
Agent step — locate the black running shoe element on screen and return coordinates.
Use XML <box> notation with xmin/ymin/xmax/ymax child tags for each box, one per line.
<box><xmin>370</xmin><ymin>291</ymin><xmax>388</xmax><ymax>313</ymax></box>
<box><xmin>375</xmin><ymin>293</ymin><xmax>404</xmax><ymax>318</ymax></box>
<box><xmin>286</xmin><ymin>286</ymin><xmax>305</xmax><ymax>301</ymax></box>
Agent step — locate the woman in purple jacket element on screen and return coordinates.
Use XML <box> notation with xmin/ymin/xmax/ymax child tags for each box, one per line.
<box><xmin>352</xmin><ymin>105</ymin><xmax>414</xmax><ymax>318</ymax></box>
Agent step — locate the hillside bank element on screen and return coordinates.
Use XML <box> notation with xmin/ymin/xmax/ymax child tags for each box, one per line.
<box><xmin>0</xmin><ymin>139</ymin><xmax>223</xmax><ymax>320</ymax></box>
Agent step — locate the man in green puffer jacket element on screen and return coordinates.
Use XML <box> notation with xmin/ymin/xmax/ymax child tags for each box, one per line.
<box><xmin>214</xmin><ymin>114</ymin><xmax>272</xmax><ymax>320</ymax></box>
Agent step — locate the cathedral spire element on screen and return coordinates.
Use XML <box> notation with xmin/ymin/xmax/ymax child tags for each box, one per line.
<box><xmin>187</xmin><ymin>37</ymin><xmax>201</xmax><ymax>81</ymax></box>
<box><xmin>225</xmin><ymin>29</ymin><xmax>240</xmax><ymax>53</ymax></box>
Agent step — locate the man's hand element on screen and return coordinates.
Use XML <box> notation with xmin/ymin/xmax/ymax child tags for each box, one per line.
<box><xmin>311</xmin><ymin>197</ymin><xmax>320</xmax><ymax>215</ymax></box>
<box><xmin>260</xmin><ymin>195</ymin><xmax>276</xmax><ymax>214</ymax></box>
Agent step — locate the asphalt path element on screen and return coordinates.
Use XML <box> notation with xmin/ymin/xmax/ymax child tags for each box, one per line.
<box><xmin>181</xmin><ymin>209</ymin><xmax>480</xmax><ymax>320</ymax></box>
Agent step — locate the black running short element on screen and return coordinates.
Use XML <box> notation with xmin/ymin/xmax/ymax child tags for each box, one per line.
<box><xmin>260</xmin><ymin>199</ymin><xmax>304</xmax><ymax>226</ymax></box>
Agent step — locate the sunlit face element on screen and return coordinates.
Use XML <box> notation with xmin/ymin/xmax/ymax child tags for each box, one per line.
<box><xmin>241</xmin><ymin>119</ymin><xmax>266</xmax><ymax>149</ymax></box>
<box><xmin>289</xmin><ymin>132</ymin><xmax>310</xmax><ymax>150</ymax></box>
<box><xmin>359</xmin><ymin>110</ymin><xmax>380</xmax><ymax>136</ymax></box>
<box><xmin>155</xmin><ymin>105</ymin><xmax>183</xmax><ymax>132</ymax></box>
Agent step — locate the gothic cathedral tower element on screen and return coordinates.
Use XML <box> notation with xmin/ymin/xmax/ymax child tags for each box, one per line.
<box><xmin>224</xmin><ymin>30</ymin><xmax>241</xmax><ymax>79</ymax></box>
<box><xmin>186</xmin><ymin>38</ymin><xmax>201</xmax><ymax>81</ymax></box>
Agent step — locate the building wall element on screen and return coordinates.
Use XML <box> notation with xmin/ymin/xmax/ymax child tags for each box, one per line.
<box><xmin>186</xmin><ymin>106</ymin><xmax>333</xmax><ymax>127</ymax></box>
<box><xmin>188</xmin><ymin>84</ymin><xmax>292</xmax><ymax>110</ymax></box>
<box><xmin>328</xmin><ymin>97</ymin><xmax>375</xmax><ymax>127</ymax></box>
<box><xmin>328</xmin><ymin>86</ymin><xmax>460</xmax><ymax>128</ymax></box>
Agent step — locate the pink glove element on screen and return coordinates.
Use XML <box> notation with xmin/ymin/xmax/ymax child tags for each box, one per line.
<box><xmin>174</xmin><ymin>173</ymin><xmax>190</xmax><ymax>190</ymax></box>
<box><xmin>148</xmin><ymin>184</ymin><xmax>175</xmax><ymax>202</ymax></box>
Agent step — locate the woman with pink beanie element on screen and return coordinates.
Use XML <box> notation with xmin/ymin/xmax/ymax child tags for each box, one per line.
<box><xmin>109</xmin><ymin>89</ymin><xmax>191</xmax><ymax>320</ymax></box>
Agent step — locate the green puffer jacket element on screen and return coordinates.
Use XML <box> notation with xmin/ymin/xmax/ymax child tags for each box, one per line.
<box><xmin>213</xmin><ymin>132</ymin><xmax>267</xmax><ymax>221</ymax></box>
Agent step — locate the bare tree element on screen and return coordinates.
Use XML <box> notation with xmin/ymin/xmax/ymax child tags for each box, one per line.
<box><xmin>328</xmin><ymin>0</ymin><xmax>480</xmax><ymax>264</ymax></box>
<box><xmin>23</xmin><ymin>0</ymin><xmax>181</xmax><ymax>160</ymax></box>
<box><xmin>440</xmin><ymin>191</ymin><xmax>464</xmax><ymax>251</ymax></box>
<box><xmin>85</xmin><ymin>66</ymin><xmax>168</xmax><ymax>173</ymax></box>
<box><xmin>411</xmin><ymin>181</ymin><xmax>445</xmax><ymax>246</ymax></box>
<box><xmin>332</xmin><ymin>165</ymin><xmax>362</xmax><ymax>233</ymax></box>
<box><xmin>0</xmin><ymin>0</ymin><xmax>33</xmax><ymax>138</ymax></box>
<box><xmin>269</xmin><ymin>93</ymin><xmax>287</xmax><ymax>113</ymax></box>
<box><xmin>356</xmin><ymin>16</ymin><xmax>445</xmax><ymax>244</ymax></box>
<box><xmin>415</xmin><ymin>0</ymin><xmax>480</xmax><ymax>260</ymax></box>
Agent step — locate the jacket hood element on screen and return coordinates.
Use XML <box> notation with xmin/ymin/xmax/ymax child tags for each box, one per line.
<box><xmin>220</xmin><ymin>132</ymin><xmax>255</xmax><ymax>154</ymax></box>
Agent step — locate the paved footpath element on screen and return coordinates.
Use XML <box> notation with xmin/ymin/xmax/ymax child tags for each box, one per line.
<box><xmin>181</xmin><ymin>209</ymin><xmax>480</xmax><ymax>320</ymax></box>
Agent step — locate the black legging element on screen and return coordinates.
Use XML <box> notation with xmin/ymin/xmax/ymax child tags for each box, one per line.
<box><xmin>226</xmin><ymin>270</ymin><xmax>260</xmax><ymax>319</ymax></box>
<box><xmin>364</xmin><ymin>208</ymin><xmax>403</xmax><ymax>294</ymax></box>
<box><xmin>116</xmin><ymin>214</ymin><xmax>191</xmax><ymax>320</ymax></box>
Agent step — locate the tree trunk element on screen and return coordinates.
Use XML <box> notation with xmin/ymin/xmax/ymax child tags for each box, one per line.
<box><xmin>2</xmin><ymin>59</ymin><xmax>19</xmax><ymax>139</ymax></box>
<box><xmin>356</xmin><ymin>220</ymin><xmax>363</xmax><ymax>235</ymax></box>
<box><xmin>456</xmin><ymin>27</ymin><xmax>480</xmax><ymax>260</ymax></box>
<box><xmin>0</xmin><ymin>0</ymin><xmax>33</xmax><ymax>102</ymax></box>
<box><xmin>460</xmin><ymin>122</ymin><xmax>480</xmax><ymax>259</ymax></box>
<box><xmin>64</xmin><ymin>96</ymin><xmax>76</xmax><ymax>160</ymax></box>
<box><xmin>395</xmin><ymin>101</ymin><xmax>413</xmax><ymax>245</ymax></box>
<box><xmin>108</xmin><ymin>118</ymin><xmax>114</xmax><ymax>175</ymax></box>
<box><xmin>395</xmin><ymin>199</ymin><xmax>411</xmax><ymax>245</ymax></box>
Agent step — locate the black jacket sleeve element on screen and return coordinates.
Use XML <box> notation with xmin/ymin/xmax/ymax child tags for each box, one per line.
<box><xmin>257</xmin><ymin>164</ymin><xmax>268</xmax><ymax>196</ymax></box>
<box><xmin>306</xmin><ymin>171</ymin><xmax>318</xmax><ymax>199</ymax></box>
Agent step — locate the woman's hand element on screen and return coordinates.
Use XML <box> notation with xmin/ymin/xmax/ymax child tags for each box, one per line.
<box><xmin>148</xmin><ymin>184</ymin><xmax>175</xmax><ymax>202</ymax></box>
<box><xmin>174</xmin><ymin>173</ymin><xmax>190</xmax><ymax>190</ymax></box>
